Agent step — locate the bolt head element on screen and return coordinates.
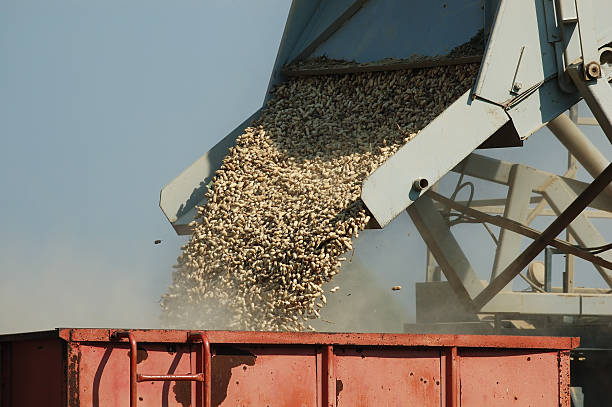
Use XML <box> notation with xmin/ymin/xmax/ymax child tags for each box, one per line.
<box><xmin>586</xmin><ymin>62</ymin><xmax>601</xmax><ymax>79</ymax></box>
<box><xmin>413</xmin><ymin>178</ymin><xmax>429</xmax><ymax>191</ymax></box>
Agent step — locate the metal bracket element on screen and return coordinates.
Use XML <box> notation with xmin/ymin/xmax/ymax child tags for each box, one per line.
<box><xmin>567</xmin><ymin>64</ymin><xmax>612</xmax><ymax>142</ymax></box>
<box><xmin>362</xmin><ymin>91</ymin><xmax>509</xmax><ymax>228</ymax></box>
<box><xmin>575</xmin><ymin>0</ymin><xmax>602</xmax><ymax>79</ymax></box>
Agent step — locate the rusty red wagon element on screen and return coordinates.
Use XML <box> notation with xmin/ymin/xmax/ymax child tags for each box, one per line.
<box><xmin>0</xmin><ymin>328</ymin><xmax>577</xmax><ymax>406</ymax></box>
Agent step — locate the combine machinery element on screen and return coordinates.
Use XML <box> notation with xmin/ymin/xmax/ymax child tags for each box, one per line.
<box><xmin>159</xmin><ymin>1</ymin><xmax>612</xmax><ymax>405</ymax></box>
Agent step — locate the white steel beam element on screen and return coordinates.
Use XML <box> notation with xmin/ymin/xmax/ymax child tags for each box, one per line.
<box><xmin>454</xmin><ymin>153</ymin><xmax>612</xmax><ymax>212</ymax></box>
<box><xmin>547</xmin><ymin>113</ymin><xmax>612</xmax><ymax>203</ymax></box>
<box><xmin>490</xmin><ymin>165</ymin><xmax>537</xmax><ymax>287</ymax></box>
<box><xmin>417</xmin><ymin>281</ymin><xmax>612</xmax><ymax>316</ymax></box>
<box><xmin>406</xmin><ymin>195</ymin><xmax>485</xmax><ymax>306</ymax></box>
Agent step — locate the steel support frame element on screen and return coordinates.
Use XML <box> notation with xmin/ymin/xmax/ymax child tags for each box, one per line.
<box><xmin>416</xmin><ymin>280</ymin><xmax>612</xmax><ymax>316</ymax></box>
<box><xmin>565</xmin><ymin>105</ymin><xmax>579</xmax><ymax>293</ymax></box>
<box><xmin>473</xmin><ymin>163</ymin><xmax>612</xmax><ymax>309</ymax></box>
<box><xmin>433</xmin><ymin>198</ymin><xmax>612</xmax><ymax>218</ymax></box>
<box><xmin>425</xmin><ymin>183</ymin><xmax>441</xmax><ymax>282</ymax></box>
<box><xmin>407</xmin><ymin>195</ymin><xmax>485</xmax><ymax>308</ymax></box>
<box><xmin>410</xmin><ymin>190</ymin><xmax>612</xmax><ymax>316</ymax></box>
<box><xmin>547</xmin><ymin>113</ymin><xmax>612</xmax><ymax>202</ymax></box>
<box><xmin>450</xmin><ymin>153</ymin><xmax>612</xmax><ymax>291</ymax></box>
<box><xmin>417</xmin><ymin>151</ymin><xmax>612</xmax><ymax>314</ymax></box>
<box><xmin>544</xmin><ymin>247</ymin><xmax>554</xmax><ymax>292</ymax></box>
<box><xmin>525</xmin><ymin>165</ymin><xmax>577</xmax><ymax>225</ymax></box>
<box><xmin>453</xmin><ymin>153</ymin><xmax>612</xmax><ymax>212</ymax></box>
<box><xmin>426</xmin><ymin>191</ymin><xmax>612</xmax><ymax>272</ymax></box>
<box><xmin>542</xmin><ymin>177</ymin><xmax>612</xmax><ymax>287</ymax></box>
<box><xmin>490</xmin><ymin>165</ymin><xmax>537</xmax><ymax>289</ymax></box>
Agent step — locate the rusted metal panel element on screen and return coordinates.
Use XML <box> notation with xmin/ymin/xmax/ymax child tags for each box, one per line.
<box><xmin>67</xmin><ymin>328</ymin><xmax>191</xmax><ymax>343</ymax></box>
<box><xmin>212</xmin><ymin>345</ymin><xmax>317</xmax><ymax>406</ymax></box>
<box><xmin>460</xmin><ymin>349</ymin><xmax>560</xmax><ymax>405</ymax></box>
<box><xmin>77</xmin><ymin>342</ymin><xmax>192</xmax><ymax>407</ymax></box>
<box><xmin>30</xmin><ymin>329</ymin><xmax>577</xmax><ymax>349</ymax></box>
<box><xmin>559</xmin><ymin>350</ymin><xmax>572</xmax><ymax>407</ymax></box>
<box><xmin>66</xmin><ymin>342</ymin><xmax>80</xmax><ymax>407</ymax></box>
<box><xmin>334</xmin><ymin>347</ymin><xmax>441</xmax><ymax>406</ymax></box>
<box><xmin>0</xmin><ymin>329</ymin><xmax>578</xmax><ymax>406</ymax></box>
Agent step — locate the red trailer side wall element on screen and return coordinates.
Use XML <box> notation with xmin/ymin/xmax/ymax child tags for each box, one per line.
<box><xmin>75</xmin><ymin>342</ymin><xmax>191</xmax><ymax>407</ymax></box>
<box><xmin>2</xmin><ymin>339</ymin><xmax>64</xmax><ymax>407</ymax></box>
<box><xmin>460</xmin><ymin>349</ymin><xmax>561</xmax><ymax>405</ymax></box>
<box><xmin>0</xmin><ymin>329</ymin><xmax>578</xmax><ymax>407</ymax></box>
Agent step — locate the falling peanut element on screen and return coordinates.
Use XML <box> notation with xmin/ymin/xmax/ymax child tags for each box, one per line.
<box><xmin>160</xmin><ymin>61</ymin><xmax>479</xmax><ymax>331</ymax></box>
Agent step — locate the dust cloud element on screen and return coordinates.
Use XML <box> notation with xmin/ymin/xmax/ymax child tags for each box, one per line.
<box><xmin>0</xmin><ymin>236</ymin><xmax>172</xmax><ymax>334</ymax></box>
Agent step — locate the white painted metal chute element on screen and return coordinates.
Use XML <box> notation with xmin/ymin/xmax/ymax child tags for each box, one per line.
<box><xmin>161</xmin><ymin>0</ymin><xmax>497</xmax><ymax>234</ymax></box>
<box><xmin>362</xmin><ymin>0</ymin><xmax>612</xmax><ymax>228</ymax></box>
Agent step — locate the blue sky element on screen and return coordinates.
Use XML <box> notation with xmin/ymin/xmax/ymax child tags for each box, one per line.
<box><xmin>0</xmin><ymin>1</ymin><xmax>292</xmax><ymax>332</ymax></box>
<box><xmin>1</xmin><ymin>1</ymin><xmax>609</xmax><ymax>333</ymax></box>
